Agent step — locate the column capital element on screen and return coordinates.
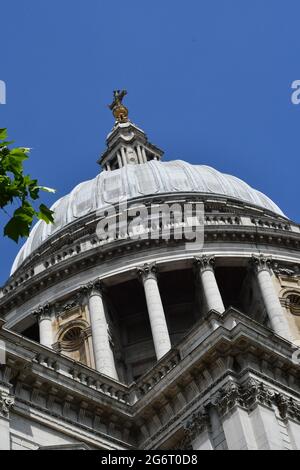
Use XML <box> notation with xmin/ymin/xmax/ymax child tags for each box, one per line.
<box><xmin>251</xmin><ymin>254</ymin><xmax>272</xmax><ymax>273</ymax></box>
<box><xmin>33</xmin><ymin>304</ymin><xmax>52</xmax><ymax>322</ymax></box>
<box><xmin>0</xmin><ymin>391</ymin><xmax>14</xmax><ymax>419</ymax></box>
<box><xmin>183</xmin><ymin>406</ymin><xmax>211</xmax><ymax>440</ymax></box>
<box><xmin>213</xmin><ymin>380</ymin><xmax>243</xmax><ymax>417</ymax></box>
<box><xmin>275</xmin><ymin>393</ymin><xmax>300</xmax><ymax>421</ymax></box>
<box><xmin>83</xmin><ymin>279</ymin><xmax>104</xmax><ymax>296</ymax></box>
<box><xmin>212</xmin><ymin>378</ymin><xmax>275</xmax><ymax>417</ymax></box>
<box><xmin>136</xmin><ymin>262</ymin><xmax>158</xmax><ymax>282</ymax></box>
<box><xmin>194</xmin><ymin>255</ymin><xmax>215</xmax><ymax>272</ymax></box>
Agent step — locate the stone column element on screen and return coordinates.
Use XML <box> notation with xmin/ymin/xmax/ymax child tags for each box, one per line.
<box><xmin>194</xmin><ymin>256</ymin><xmax>225</xmax><ymax>314</ymax></box>
<box><xmin>142</xmin><ymin>148</ymin><xmax>147</xmax><ymax>163</ymax></box>
<box><xmin>215</xmin><ymin>381</ymin><xmax>257</xmax><ymax>450</ymax></box>
<box><xmin>117</xmin><ymin>152</ymin><xmax>123</xmax><ymax>168</ymax></box>
<box><xmin>87</xmin><ymin>281</ymin><xmax>118</xmax><ymax>380</ymax></box>
<box><xmin>121</xmin><ymin>147</ymin><xmax>127</xmax><ymax>166</ymax></box>
<box><xmin>0</xmin><ymin>389</ymin><xmax>14</xmax><ymax>450</ymax></box>
<box><xmin>37</xmin><ymin>305</ymin><xmax>53</xmax><ymax>348</ymax></box>
<box><xmin>252</xmin><ymin>255</ymin><xmax>291</xmax><ymax>341</ymax></box>
<box><xmin>137</xmin><ymin>146</ymin><xmax>144</xmax><ymax>164</ymax></box>
<box><xmin>137</xmin><ymin>263</ymin><xmax>171</xmax><ymax>360</ymax></box>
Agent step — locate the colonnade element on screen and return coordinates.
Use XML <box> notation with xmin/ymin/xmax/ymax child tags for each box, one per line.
<box><xmin>38</xmin><ymin>254</ymin><xmax>291</xmax><ymax>379</ymax></box>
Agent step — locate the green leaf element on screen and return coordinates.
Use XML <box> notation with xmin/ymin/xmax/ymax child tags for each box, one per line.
<box><xmin>0</xmin><ymin>140</ymin><xmax>14</xmax><ymax>148</ymax></box>
<box><xmin>9</xmin><ymin>148</ymin><xmax>29</xmax><ymax>157</ymax></box>
<box><xmin>4</xmin><ymin>214</ymin><xmax>31</xmax><ymax>242</ymax></box>
<box><xmin>1</xmin><ymin>129</ymin><xmax>55</xmax><ymax>242</ymax></box>
<box><xmin>0</xmin><ymin>129</ymin><xmax>7</xmax><ymax>140</ymax></box>
<box><xmin>38</xmin><ymin>203</ymin><xmax>54</xmax><ymax>223</ymax></box>
<box><xmin>2</xmin><ymin>152</ymin><xmax>28</xmax><ymax>173</ymax></box>
<box><xmin>15</xmin><ymin>203</ymin><xmax>35</xmax><ymax>221</ymax></box>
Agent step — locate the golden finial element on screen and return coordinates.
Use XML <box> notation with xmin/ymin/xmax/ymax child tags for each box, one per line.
<box><xmin>108</xmin><ymin>90</ymin><xmax>129</xmax><ymax>123</ymax></box>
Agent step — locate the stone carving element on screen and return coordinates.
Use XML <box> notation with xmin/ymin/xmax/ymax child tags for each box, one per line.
<box><xmin>194</xmin><ymin>255</ymin><xmax>215</xmax><ymax>271</ymax></box>
<box><xmin>55</xmin><ymin>293</ymin><xmax>83</xmax><ymax>319</ymax></box>
<box><xmin>55</xmin><ymin>283</ymin><xmax>103</xmax><ymax>317</ymax></box>
<box><xmin>0</xmin><ymin>391</ymin><xmax>14</xmax><ymax>418</ymax></box>
<box><xmin>273</xmin><ymin>264</ymin><xmax>299</xmax><ymax>277</ymax></box>
<box><xmin>184</xmin><ymin>407</ymin><xmax>211</xmax><ymax>439</ymax></box>
<box><xmin>136</xmin><ymin>262</ymin><xmax>158</xmax><ymax>281</ymax></box>
<box><xmin>275</xmin><ymin>394</ymin><xmax>300</xmax><ymax>421</ymax></box>
<box><xmin>83</xmin><ymin>279</ymin><xmax>104</xmax><ymax>295</ymax></box>
<box><xmin>176</xmin><ymin>429</ymin><xmax>193</xmax><ymax>450</ymax></box>
<box><xmin>176</xmin><ymin>407</ymin><xmax>211</xmax><ymax>450</ymax></box>
<box><xmin>251</xmin><ymin>254</ymin><xmax>272</xmax><ymax>272</ymax></box>
<box><xmin>214</xmin><ymin>380</ymin><xmax>244</xmax><ymax>416</ymax></box>
<box><xmin>214</xmin><ymin>378</ymin><xmax>275</xmax><ymax>417</ymax></box>
<box><xmin>243</xmin><ymin>379</ymin><xmax>274</xmax><ymax>410</ymax></box>
<box><xmin>33</xmin><ymin>287</ymin><xmax>89</xmax><ymax>321</ymax></box>
<box><xmin>33</xmin><ymin>303</ymin><xmax>52</xmax><ymax>321</ymax></box>
<box><xmin>275</xmin><ymin>268</ymin><xmax>297</xmax><ymax>277</ymax></box>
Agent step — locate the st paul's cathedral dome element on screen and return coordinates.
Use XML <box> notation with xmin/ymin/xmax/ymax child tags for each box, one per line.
<box><xmin>11</xmin><ymin>123</ymin><xmax>284</xmax><ymax>274</ymax></box>
<box><xmin>1</xmin><ymin>91</ymin><xmax>300</xmax><ymax>451</ymax></box>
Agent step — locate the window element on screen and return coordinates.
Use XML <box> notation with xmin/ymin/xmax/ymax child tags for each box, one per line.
<box><xmin>287</xmin><ymin>294</ymin><xmax>300</xmax><ymax>316</ymax></box>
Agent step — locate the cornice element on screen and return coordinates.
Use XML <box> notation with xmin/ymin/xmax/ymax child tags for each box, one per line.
<box><xmin>3</xmin><ymin>192</ymin><xmax>295</xmax><ymax>283</ymax></box>
<box><xmin>1</xmin><ymin>224</ymin><xmax>300</xmax><ymax>314</ymax></box>
<box><xmin>2</xmin><ymin>308</ymin><xmax>300</xmax><ymax>449</ymax></box>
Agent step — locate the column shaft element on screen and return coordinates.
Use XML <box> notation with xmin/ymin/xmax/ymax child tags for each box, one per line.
<box><xmin>140</xmin><ymin>266</ymin><xmax>171</xmax><ymax>360</ymax></box>
<box><xmin>256</xmin><ymin>269</ymin><xmax>291</xmax><ymax>340</ymax></box>
<box><xmin>200</xmin><ymin>268</ymin><xmax>225</xmax><ymax>313</ymax></box>
<box><xmin>121</xmin><ymin>147</ymin><xmax>127</xmax><ymax>166</ymax></box>
<box><xmin>39</xmin><ymin>315</ymin><xmax>53</xmax><ymax>348</ymax></box>
<box><xmin>142</xmin><ymin>147</ymin><xmax>147</xmax><ymax>163</ymax></box>
<box><xmin>195</xmin><ymin>257</ymin><xmax>225</xmax><ymax>314</ymax></box>
<box><xmin>117</xmin><ymin>152</ymin><xmax>122</xmax><ymax>168</ymax></box>
<box><xmin>137</xmin><ymin>146</ymin><xmax>144</xmax><ymax>164</ymax></box>
<box><xmin>88</xmin><ymin>289</ymin><xmax>118</xmax><ymax>380</ymax></box>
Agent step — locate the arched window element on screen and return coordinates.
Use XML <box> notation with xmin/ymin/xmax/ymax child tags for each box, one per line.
<box><xmin>61</xmin><ymin>326</ymin><xmax>83</xmax><ymax>351</ymax></box>
<box><xmin>57</xmin><ymin>323</ymin><xmax>90</xmax><ymax>365</ymax></box>
<box><xmin>287</xmin><ymin>295</ymin><xmax>300</xmax><ymax>316</ymax></box>
<box><xmin>283</xmin><ymin>293</ymin><xmax>300</xmax><ymax>336</ymax></box>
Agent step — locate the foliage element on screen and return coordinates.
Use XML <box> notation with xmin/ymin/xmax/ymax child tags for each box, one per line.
<box><xmin>0</xmin><ymin>128</ymin><xmax>55</xmax><ymax>242</ymax></box>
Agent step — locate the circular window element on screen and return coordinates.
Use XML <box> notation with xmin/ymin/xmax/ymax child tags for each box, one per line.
<box><xmin>288</xmin><ymin>295</ymin><xmax>300</xmax><ymax>316</ymax></box>
<box><xmin>60</xmin><ymin>326</ymin><xmax>83</xmax><ymax>351</ymax></box>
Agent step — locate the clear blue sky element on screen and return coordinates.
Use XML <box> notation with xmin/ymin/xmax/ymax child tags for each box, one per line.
<box><xmin>0</xmin><ymin>0</ymin><xmax>299</xmax><ymax>285</ymax></box>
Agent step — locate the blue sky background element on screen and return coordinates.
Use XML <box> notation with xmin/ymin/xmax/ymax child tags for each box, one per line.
<box><xmin>0</xmin><ymin>0</ymin><xmax>299</xmax><ymax>285</ymax></box>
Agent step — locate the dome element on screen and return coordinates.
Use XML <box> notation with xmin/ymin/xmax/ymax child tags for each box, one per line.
<box><xmin>11</xmin><ymin>159</ymin><xmax>284</xmax><ymax>275</ymax></box>
<box><xmin>2</xmin><ymin>96</ymin><xmax>300</xmax><ymax>453</ymax></box>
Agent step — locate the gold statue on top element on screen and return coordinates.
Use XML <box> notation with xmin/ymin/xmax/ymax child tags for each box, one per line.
<box><xmin>108</xmin><ymin>90</ymin><xmax>129</xmax><ymax>123</ymax></box>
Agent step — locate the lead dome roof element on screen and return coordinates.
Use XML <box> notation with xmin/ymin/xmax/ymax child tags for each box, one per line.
<box><xmin>11</xmin><ymin>159</ymin><xmax>284</xmax><ymax>275</ymax></box>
